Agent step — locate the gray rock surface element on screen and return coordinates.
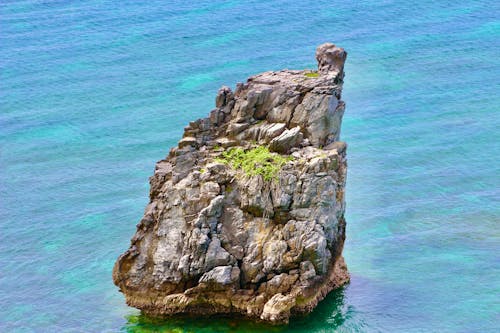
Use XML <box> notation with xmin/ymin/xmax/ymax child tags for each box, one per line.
<box><xmin>113</xmin><ymin>43</ymin><xmax>350</xmax><ymax>324</ymax></box>
<box><xmin>269</xmin><ymin>126</ymin><xmax>303</xmax><ymax>154</ymax></box>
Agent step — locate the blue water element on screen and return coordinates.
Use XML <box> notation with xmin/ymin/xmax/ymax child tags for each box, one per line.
<box><xmin>1</xmin><ymin>1</ymin><xmax>499</xmax><ymax>332</ymax></box>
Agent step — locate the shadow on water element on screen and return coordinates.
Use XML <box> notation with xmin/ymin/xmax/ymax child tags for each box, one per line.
<box><xmin>122</xmin><ymin>285</ymin><xmax>356</xmax><ymax>333</ymax></box>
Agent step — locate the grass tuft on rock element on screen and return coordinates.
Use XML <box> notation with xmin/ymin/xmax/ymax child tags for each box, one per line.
<box><xmin>304</xmin><ymin>72</ymin><xmax>319</xmax><ymax>78</ymax></box>
<box><xmin>216</xmin><ymin>146</ymin><xmax>292</xmax><ymax>181</ymax></box>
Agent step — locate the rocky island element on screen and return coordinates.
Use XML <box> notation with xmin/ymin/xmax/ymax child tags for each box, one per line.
<box><xmin>113</xmin><ymin>43</ymin><xmax>349</xmax><ymax>324</ymax></box>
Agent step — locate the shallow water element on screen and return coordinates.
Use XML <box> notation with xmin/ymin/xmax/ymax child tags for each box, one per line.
<box><xmin>1</xmin><ymin>1</ymin><xmax>499</xmax><ymax>332</ymax></box>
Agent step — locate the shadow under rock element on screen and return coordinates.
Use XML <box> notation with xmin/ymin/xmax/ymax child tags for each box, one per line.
<box><xmin>122</xmin><ymin>285</ymin><xmax>352</xmax><ymax>333</ymax></box>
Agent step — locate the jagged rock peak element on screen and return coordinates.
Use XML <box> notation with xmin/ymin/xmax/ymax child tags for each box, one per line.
<box><xmin>316</xmin><ymin>42</ymin><xmax>347</xmax><ymax>75</ymax></box>
<box><xmin>113</xmin><ymin>43</ymin><xmax>349</xmax><ymax>324</ymax></box>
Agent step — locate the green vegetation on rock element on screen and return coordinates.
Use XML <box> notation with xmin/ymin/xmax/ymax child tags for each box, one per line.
<box><xmin>216</xmin><ymin>146</ymin><xmax>292</xmax><ymax>181</ymax></box>
<box><xmin>304</xmin><ymin>72</ymin><xmax>319</xmax><ymax>78</ymax></box>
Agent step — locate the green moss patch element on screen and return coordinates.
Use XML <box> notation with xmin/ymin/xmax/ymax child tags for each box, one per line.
<box><xmin>304</xmin><ymin>72</ymin><xmax>319</xmax><ymax>78</ymax></box>
<box><xmin>216</xmin><ymin>146</ymin><xmax>292</xmax><ymax>181</ymax></box>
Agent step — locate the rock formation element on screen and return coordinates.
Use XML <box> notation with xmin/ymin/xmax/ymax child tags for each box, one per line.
<box><xmin>113</xmin><ymin>43</ymin><xmax>349</xmax><ymax>324</ymax></box>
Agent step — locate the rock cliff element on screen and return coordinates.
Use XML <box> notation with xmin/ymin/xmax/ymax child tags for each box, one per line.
<box><xmin>113</xmin><ymin>43</ymin><xmax>349</xmax><ymax>324</ymax></box>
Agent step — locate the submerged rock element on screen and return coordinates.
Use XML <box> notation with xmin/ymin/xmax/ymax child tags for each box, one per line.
<box><xmin>113</xmin><ymin>43</ymin><xmax>350</xmax><ymax>324</ymax></box>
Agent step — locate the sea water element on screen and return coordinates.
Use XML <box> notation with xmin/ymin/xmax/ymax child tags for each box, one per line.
<box><xmin>1</xmin><ymin>1</ymin><xmax>499</xmax><ymax>332</ymax></box>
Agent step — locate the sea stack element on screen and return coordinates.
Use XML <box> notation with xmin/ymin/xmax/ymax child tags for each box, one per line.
<box><xmin>113</xmin><ymin>43</ymin><xmax>349</xmax><ymax>324</ymax></box>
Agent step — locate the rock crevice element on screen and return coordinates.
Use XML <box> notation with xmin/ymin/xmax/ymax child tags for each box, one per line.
<box><xmin>113</xmin><ymin>43</ymin><xmax>350</xmax><ymax>324</ymax></box>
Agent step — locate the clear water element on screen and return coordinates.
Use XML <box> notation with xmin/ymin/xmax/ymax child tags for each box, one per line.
<box><xmin>1</xmin><ymin>1</ymin><xmax>499</xmax><ymax>332</ymax></box>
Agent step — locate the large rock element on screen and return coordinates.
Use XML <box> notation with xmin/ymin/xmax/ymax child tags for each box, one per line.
<box><xmin>113</xmin><ymin>43</ymin><xmax>350</xmax><ymax>324</ymax></box>
<box><xmin>269</xmin><ymin>126</ymin><xmax>303</xmax><ymax>153</ymax></box>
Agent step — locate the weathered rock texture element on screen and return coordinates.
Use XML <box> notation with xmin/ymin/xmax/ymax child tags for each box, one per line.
<box><xmin>113</xmin><ymin>43</ymin><xmax>349</xmax><ymax>324</ymax></box>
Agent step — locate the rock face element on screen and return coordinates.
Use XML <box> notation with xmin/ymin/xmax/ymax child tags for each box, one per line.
<box><xmin>113</xmin><ymin>43</ymin><xmax>349</xmax><ymax>324</ymax></box>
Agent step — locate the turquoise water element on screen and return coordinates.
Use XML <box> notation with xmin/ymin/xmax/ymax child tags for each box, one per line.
<box><xmin>1</xmin><ymin>0</ymin><xmax>499</xmax><ymax>332</ymax></box>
